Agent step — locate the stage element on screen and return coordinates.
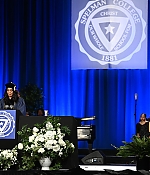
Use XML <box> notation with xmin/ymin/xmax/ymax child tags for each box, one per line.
<box><xmin>0</xmin><ymin>166</ymin><xmax>147</xmax><ymax>175</ymax></box>
<box><xmin>79</xmin><ymin>164</ymin><xmax>136</xmax><ymax>171</ymax></box>
<box><xmin>76</xmin><ymin>149</ymin><xmax>149</xmax><ymax>175</ymax></box>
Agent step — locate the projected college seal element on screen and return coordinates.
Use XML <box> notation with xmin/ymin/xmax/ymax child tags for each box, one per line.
<box><xmin>0</xmin><ymin>111</ymin><xmax>15</xmax><ymax>137</ymax></box>
<box><xmin>75</xmin><ymin>0</ymin><xmax>146</xmax><ymax>65</ymax></box>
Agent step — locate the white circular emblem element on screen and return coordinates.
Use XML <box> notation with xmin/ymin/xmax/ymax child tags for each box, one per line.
<box><xmin>0</xmin><ymin>111</ymin><xmax>15</xmax><ymax>137</ymax></box>
<box><xmin>75</xmin><ymin>0</ymin><xmax>146</xmax><ymax>65</ymax></box>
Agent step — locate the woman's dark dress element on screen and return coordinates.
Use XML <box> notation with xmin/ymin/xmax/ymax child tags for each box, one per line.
<box><xmin>136</xmin><ymin>122</ymin><xmax>150</xmax><ymax>138</ymax></box>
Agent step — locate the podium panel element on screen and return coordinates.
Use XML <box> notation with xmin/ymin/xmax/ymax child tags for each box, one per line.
<box><xmin>0</xmin><ymin>110</ymin><xmax>23</xmax><ymax>149</ymax></box>
<box><xmin>19</xmin><ymin>116</ymin><xmax>79</xmax><ymax>169</ymax></box>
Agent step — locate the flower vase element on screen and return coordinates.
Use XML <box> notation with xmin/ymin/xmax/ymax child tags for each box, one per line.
<box><xmin>39</xmin><ymin>157</ymin><xmax>52</xmax><ymax>170</ymax></box>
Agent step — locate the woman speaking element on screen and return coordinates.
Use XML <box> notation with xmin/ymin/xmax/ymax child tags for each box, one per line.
<box><xmin>0</xmin><ymin>82</ymin><xmax>26</xmax><ymax>116</ymax></box>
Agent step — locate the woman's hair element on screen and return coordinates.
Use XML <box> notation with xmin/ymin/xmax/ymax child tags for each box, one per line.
<box><xmin>3</xmin><ymin>89</ymin><xmax>19</xmax><ymax>103</ymax></box>
<box><xmin>139</xmin><ymin>113</ymin><xmax>147</xmax><ymax>121</ymax></box>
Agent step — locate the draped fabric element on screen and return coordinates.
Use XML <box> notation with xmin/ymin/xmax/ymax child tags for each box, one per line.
<box><xmin>0</xmin><ymin>0</ymin><xmax>149</xmax><ymax>149</ymax></box>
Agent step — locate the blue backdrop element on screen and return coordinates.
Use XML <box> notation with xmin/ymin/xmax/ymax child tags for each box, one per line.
<box><xmin>0</xmin><ymin>0</ymin><xmax>149</xmax><ymax>149</ymax></box>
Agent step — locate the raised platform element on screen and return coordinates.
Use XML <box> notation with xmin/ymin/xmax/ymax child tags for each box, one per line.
<box><xmin>0</xmin><ymin>167</ymin><xmax>147</xmax><ymax>175</ymax></box>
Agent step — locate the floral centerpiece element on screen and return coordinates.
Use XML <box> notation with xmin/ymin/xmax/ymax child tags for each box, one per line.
<box><xmin>17</xmin><ymin>116</ymin><xmax>75</xmax><ymax>170</ymax></box>
<box><xmin>0</xmin><ymin>147</ymin><xmax>18</xmax><ymax>170</ymax></box>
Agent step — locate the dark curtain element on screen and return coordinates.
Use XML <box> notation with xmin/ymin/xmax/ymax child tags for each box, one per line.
<box><xmin>0</xmin><ymin>0</ymin><xmax>149</xmax><ymax>149</ymax></box>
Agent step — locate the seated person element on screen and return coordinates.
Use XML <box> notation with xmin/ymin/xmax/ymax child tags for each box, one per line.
<box><xmin>0</xmin><ymin>82</ymin><xmax>26</xmax><ymax>116</ymax></box>
<box><xmin>37</xmin><ymin>108</ymin><xmax>44</xmax><ymax>116</ymax></box>
<box><xmin>136</xmin><ymin>113</ymin><xmax>150</xmax><ymax>138</ymax></box>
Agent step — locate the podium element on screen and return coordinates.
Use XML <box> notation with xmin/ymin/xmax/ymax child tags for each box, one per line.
<box><xmin>0</xmin><ymin>110</ymin><xmax>23</xmax><ymax>149</ymax></box>
<box><xmin>18</xmin><ymin>115</ymin><xmax>79</xmax><ymax>169</ymax></box>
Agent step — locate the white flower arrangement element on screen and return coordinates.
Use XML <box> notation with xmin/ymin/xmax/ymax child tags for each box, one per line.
<box><xmin>0</xmin><ymin>147</ymin><xmax>18</xmax><ymax>170</ymax></box>
<box><xmin>17</xmin><ymin>116</ymin><xmax>75</xmax><ymax>170</ymax></box>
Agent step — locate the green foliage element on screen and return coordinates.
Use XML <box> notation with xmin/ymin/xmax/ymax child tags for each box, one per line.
<box><xmin>19</xmin><ymin>83</ymin><xmax>44</xmax><ymax>115</ymax></box>
<box><xmin>117</xmin><ymin>136</ymin><xmax>150</xmax><ymax>159</ymax></box>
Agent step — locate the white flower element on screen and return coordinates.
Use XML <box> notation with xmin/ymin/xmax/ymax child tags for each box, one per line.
<box><xmin>33</xmin><ymin>132</ymin><xmax>37</xmax><ymax>136</ymax></box>
<box><xmin>53</xmin><ymin>131</ymin><xmax>56</xmax><ymax>135</ymax></box>
<box><xmin>57</xmin><ymin>123</ymin><xmax>61</xmax><ymax>126</ymax></box>
<box><xmin>57</xmin><ymin>134</ymin><xmax>63</xmax><ymax>139</ymax></box>
<box><xmin>29</xmin><ymin>135</ymin><xmax>35</xmax><ymax>142</ymax></box>
<box><xmin>44</xmin><ymin>141</ymin><xmax>53</xmax><ymax>150</ymax></box>
<box><xmin>45</xmin><ymin>140</ymin><xmax>53</xmax><ymax>145</ymax></box>
<box><xmin>38</xmin><ymin>137</ymin><xmax>45</xmax><ymax>142</ymax></box>
<box><xmin>18</xmin><ymin>143</ymin><xmax>23</xmax><ymax>150</ymax></box>
<box><xmin>31</xmin><ymin>144</ymin><xmax>35</xmax><ymax>149</ymax></box>
<box><xmin>25</xmin><ymin>145</ymin><xmax>30</xmax><ymax>151</ymax></box>
<box><xmin>7</xmin><ymin>152</ymin><xmax>13</xmax><ymax>159</ymax></box>
<box><xmin>45</xmin><ymin>131</ymin><xmax>55</xmax><ymax>139</ymax></box>
<box><xmin>53</xmin><ymin>144</ymin><xmax>60</xmax><ymax>152</ymax></box>
<box><xmin>33</xmin><ymin>127</ymin><xmax>39</xmax><ymax>133</ymax></box>
<box><xmin>38</xmin><ymin>148</ymin><xmax>45</xmax><ymax>153</ymax></box>
<box><xmin>46</xmin><ymin>122</ymin><xmax>53</xmax><ymax>129</ymax></box>
<box><xmin>57</xmin><ymin>128</ymin><xmax>61</xmax><ymax>134</ymax></box>
<box><xmin>59</xmin><ymin>151</ymin><xmax>63</xmax><ymax>157</ymax></box>
<box><xmin>53</xmin><ymin>140</ymin><xmax>57</xmax><ymax>145</ymax></box>
<box><xmin>2</xmin><ymin>150</ymin><xmax>8</xmax><ymax>157</ymax></box>
<box><xmin>70</xmin><ymin>143</ymin><xmax>74</xmax><ymax>148</ymax></box>
<box><xmin>58</xmin><ymin>139</ymin><xmax>66</xmax><ymax>147</ymax></box>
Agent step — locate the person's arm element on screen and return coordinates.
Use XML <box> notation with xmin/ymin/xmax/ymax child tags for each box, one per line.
<box><xmin>16</xmin><ymin>97</ymin><xmax>26</xmax><ymax>116</ymax></box>
<box><xmin>136</xmin><ymin>123</ymin><xmax>140</xmax><ymax>137</ymax></box>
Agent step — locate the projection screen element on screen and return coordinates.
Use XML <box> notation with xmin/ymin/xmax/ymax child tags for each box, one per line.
<box><xmin>71</xmin><ymin>0</ymin><xmax>148</xmax><ymax>69</ymax></box>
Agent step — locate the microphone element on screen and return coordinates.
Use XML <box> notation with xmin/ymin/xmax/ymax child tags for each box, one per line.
<box><xmin>135</xmin><ymin>93</ymin><xmax>138</xmax><ymax>100</ymax></box>
<box><xmin>111</xmin><ymin>144</ymin><xmax>118</xmax><ymax>149</ymax></box>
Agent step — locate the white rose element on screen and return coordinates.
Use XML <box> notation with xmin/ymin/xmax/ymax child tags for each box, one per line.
<box><xmin>53</xmin><ymin>140</ymin><xmax>57</xmax><ymax>145</ymax></box>
<box><xmin>45</xmin><ymin>140</ymin><xmax>53</xmax><ymax>145</ymax></box>
<box><xmin>53</xmin><ymin>144</ymin><xmax>60</xmax><ymax>152</ymax></box>
<box><xmin>18</xmin><ymin>143</ymin><xmax>23</xmax><ymax>150</ymax></box>
<box><xmin>52</xmin><ymin>131</ymin><xmax>56</xmax><ymax>135</ymax></box>
<box><xmin>44</xmin><ymin>141</ymin><xmax>53</xmax><ymax>150</ymax></box>
<box><xmin>38</xmin><ymin>148</ymin><xmax>45</xmax><ymax>153</ymax></box>
<box><xmin>2</xmin><ymin>150</ymin><xmax>8</xmax><ymax>157</ymax></box>
<box><xmin>45</xmin><ymin>131</ymin><xmax>55</xmax><ymax>140</ymax></box>
<box><xmin>38</xmin><ymin>137</ymin><xmax>45</xmax><ymax>142</ymax></box>
<box><xmin>29</xmin><ymin>135</ymin><xmax>35</xmax><ymax>142</ymax></box>
<box><xmin>33</xmin><ymin>127</ymin><xmax>39</xmax><ymax>133</ymax></box>
<box><xmin>58</xmin><ymin>139</ymin><xmax>66</xmax><ymax>147</ymax></box>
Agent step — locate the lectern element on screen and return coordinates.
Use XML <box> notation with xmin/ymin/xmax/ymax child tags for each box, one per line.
<box><xmin>0</xmin><ymin>110</ymin><xmax>23</xmax><ymax>149</ymax></box>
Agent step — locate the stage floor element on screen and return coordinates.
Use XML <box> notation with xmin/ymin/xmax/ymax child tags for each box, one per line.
<box><xmin>79</xmin><ymin>164</ymin><xmax>136</xmax><ymax>171</ymax></box>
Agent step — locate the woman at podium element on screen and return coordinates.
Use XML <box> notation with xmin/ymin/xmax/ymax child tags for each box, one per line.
<box><xmin>0</xmin><ymin>82</ymin><xmax>26</xmax><ymax>116</ymax></box>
